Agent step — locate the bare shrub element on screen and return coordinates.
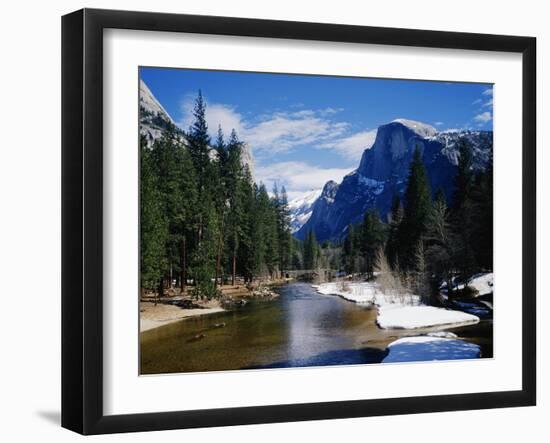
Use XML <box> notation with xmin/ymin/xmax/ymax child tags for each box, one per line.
<box><xmin>374</xmin><ymin>248</ymin><xmax>416</xmax><ymax>305</ymax></box>
<box><xmin>339</xmin><ymin>279</ymin><xmax>350</xmax><ymax>293</ymax></box>
<box><xmin>412</xmin><ymin>240</ymin><xmax>431</xmax><ymax>304</ymax></box>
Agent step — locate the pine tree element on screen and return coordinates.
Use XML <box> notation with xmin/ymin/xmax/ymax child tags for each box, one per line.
<box><xmin>278</xmin><ymin>186</ymin><xmax>292</xmax><ymax>276</ymax></box>
<box><xmin>290</xmin><ymin>237</ymin><xmax>303</xmax><ymax>270</ymax></box>
<box><xmin>272</xmin><ymin>184</ymin><xmax>292</xmax><ymax>277</ymax></box>
<box><xmin>425</xmin><ymin>190</ymin><xmax>455</xmax><ymax>299</ymax></box>
<box><xmin>176</xmin><ymin>143</ymin><xmax>198</xmax><ymax>291</ymax></box>
<box><xmin>343</xmin><ymin>224</ymin><xmax>357</xmax><ymax>275</ymax></box>
<box><xmin>256</xmin><ymin>183</ymin><xmax>278</xmax><ymax>277</ymax></box>
<box><xmin>212</xmin><ymin>125</ymin><xmax>228</xmax><ymax>286</ymax></box>
<box><xmin>360</xmin><ymin>209</ymin><xmax>386</xmax><ymax>278</ymax></box>
<box><xmin>214</xmin><ymin>125</ymin><xmax>228</xmax><ymax>177</ymax></box>
<box><xmin>470</xmin><ymin>160</ymin><xmax>493</xmax><ymax>270</ymax></box>
<box><xmin>187</xmin><ymin>90</ymin><xmax>212</xmax><ymax>247</ymax></box>
<box><xmin>140</xmin><ymin>136</ymin><xmax>168</xmax><ymax>299</ymax></box>
<box><xmin>452</xmin><ymin>139</ymin><xmax>474</xmax><ymax>213</ymax></box>
<box><xmin>187</xmin><ymin>90</ymin><xmax>211</xmax><ymax>177</ymax></box>
<box><xmin>239</xmin><ymin>171</ymin><xmax>258</xmax><ymax>283</ymax></box>
<box><xmin>226</xmin><ymin>129</ymin><xmax>245</xmax><ymax>285</ymax></box>
<box><xmin>190</xmin><ymin>198</ymin><xmax>220</xmax><ymax>299</ymax></box>
<box><xmin>451</xmin><ymin>139</ymin><xmax>477</xmax><ymax>277</ymax></box>
<box><xmin>150</xmin><ymin>127</ymin><xmax>197</xmax><ymax>291</ymax></box>
<box><xmin>399</xmin><ymin>145</ymin><xmax>432</xmax><ymax>269</ymax></box>
<box><xmin>386</xmin><ymin>194</ymin><xmax>404</xmax><ymax>268</ymax></box>
<box><xmin>303</xmin><ymin>230</ymin><xmax>319</xmax><ymax>270</ymax></box>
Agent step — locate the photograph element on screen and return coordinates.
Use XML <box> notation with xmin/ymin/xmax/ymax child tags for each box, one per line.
<box><xmin>138</xmin><ymin>67</ymin><xmax>494</xmax><ymax>375</ymax></box>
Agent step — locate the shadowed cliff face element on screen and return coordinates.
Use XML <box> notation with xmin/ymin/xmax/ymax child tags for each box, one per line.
<box><xmin>296</xmin><ymin>120</ymin><xmax>493</xmax><ymax>242</ymax></box>
<box><xmin>294</xmin><ymin>181</ymin><xmax>340</xmax><ymax>240</ymax></box>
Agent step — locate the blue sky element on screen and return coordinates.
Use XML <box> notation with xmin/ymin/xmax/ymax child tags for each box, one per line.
<box><xmin>140</xmin><ymin>67</ymin><xmax>493</xmax><ymax>200</ymax></box>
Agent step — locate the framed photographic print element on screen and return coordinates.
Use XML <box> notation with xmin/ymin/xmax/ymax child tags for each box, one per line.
<box><xmin>62</xmin><ymin>8</ymin><xmax>536</xmax><ymax>435</ymax></box>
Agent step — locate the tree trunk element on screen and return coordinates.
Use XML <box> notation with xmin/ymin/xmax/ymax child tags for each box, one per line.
<box><xmin>180</xmin><ymin>237</ymin><xmax>186</xmax><ymax>293</ymax></box>
<box><xmin>157</xmin><ymin>277</ymin><xmax>164</xmax><ymax>306</ymax></box>
<box><xmin>215</xmin><ymin>238</ymin><xmax>222</xmax><ymax>288</ymax></box>
<box><xmin>232</xmin><ymin>252</ymin><xmax>237</xmax><ymax>286</ymax></box>
<box><xmin>446</xmin><ymin>274</ymin><xmax>454</xmax><ymax>301</ymax></box>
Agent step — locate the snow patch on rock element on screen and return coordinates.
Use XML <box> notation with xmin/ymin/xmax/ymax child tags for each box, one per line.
<box><xmin>357</xmin><ymin>174</ymin><xmax>385</xmax><ymax>195</ymax></box>
<box><xmin>288</xmin><ymin>189</ymin><xmax>322</xmax><ymax>233</ymax></box>
<box><xmin>392</xmin><ymin>118</ymin><xmax>438</xmax><ymax>138</ymax></box>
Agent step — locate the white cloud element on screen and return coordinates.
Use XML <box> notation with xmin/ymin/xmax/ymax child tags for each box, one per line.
<box><xmin>482</xmin><ymin>98</ymin><xmax>493</xmax><ymax>108</ymax></box>
<box><xmin>320</xmin><ymin>107</ymin><xmax>344</xmax><ymax>115</ymax></box>
<box><xmin>470</xmin><ymin>89</ymin><xmax>493</xmax><ymax>127</ymax></box>
<box><xmin>318</xmin><ymin>129</ymin><xmax>377</xmax><ymax>161</ymax></box>
<box><xmin>472</xmin><ymin>88</ymin><xmax>493</xmax><ymax>111</ymax></box>
<box><xmin>179</xmin><ymin>95</ymin><xmax>355</xmax><ymax>156</ymax></box>
<box><xmin>255</xmin><ymin>161</ymin><xmax>352</xmax><ymax>195</ymax></box>
<box><xmin>474</xmin><ymin>111</ymin><xmax>492</xmax><ymax>124</ymax></box>
<box><xmin>245</xmin><ymin>113</ymin><xmax>349</xmax><ymax>154</ymax></box>
<box><xmin>434</xmin><ymin>121</ymin><xmax>444</xmax><ymax>126</ymax></box>
<box><xmin>206</xmin><ymin>104</ymin><xmax>244</xmax><ymax>135</ymax></box>
<box><xmin>179</xmin><ymin>96</ymin><xmax>244</xmax><ymax>138</ymax></box>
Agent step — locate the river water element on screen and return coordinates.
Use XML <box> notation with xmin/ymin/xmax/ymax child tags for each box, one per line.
<box><xmin>140</xmin><ymin>282</ymin><xmax>492</xmax><ymax>374</ymax></box>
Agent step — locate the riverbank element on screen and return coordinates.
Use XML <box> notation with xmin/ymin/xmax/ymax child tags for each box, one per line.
<box><xmin>140</xmin><ymin>280</ymin><xmax>286</xmax><ymax>332</ymax></box>
<box><xmin>313</xmin><ymin>281</ymin><xmax>480</xmax><ymax>329</ymax></box>
<box><xmin>140</xmin><ymin>300</ymin><xmax>224</xmax><ymax>332</ymax></box>
<box><xmin>140</xmin><ymin>282</ymin><xmax>492</xmax><ymax>374</ymax></box>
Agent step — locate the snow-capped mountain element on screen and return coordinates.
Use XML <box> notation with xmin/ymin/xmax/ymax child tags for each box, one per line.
<box><xmin>288</xmin><ymin>189</ymin><xmax>322</xmax><ymax>233</ymax></box>
<box><xmin>139</xmin><ymin>79</ymin><xmax>255</xmax><ymax>176</ymax></box>
<box><xmin>294</xmin><ymin>181</ymin><xmax>340</xmax><ymax>240</ymax></box>
<box><xmin>392</xmin><ymin>118</ymin><xmax>438</xmax><ymax>138</ymax></box>
<box><xmin>296</xmin><ymin>119</ymin><xmax>493</xmax><ymax>242</ymax></box>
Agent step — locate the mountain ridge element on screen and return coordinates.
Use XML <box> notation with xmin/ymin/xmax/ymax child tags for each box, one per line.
<box><xmin>295</xmin><ymin>119</ymin><xmax>493</xmax><ymax>242</ymax></box>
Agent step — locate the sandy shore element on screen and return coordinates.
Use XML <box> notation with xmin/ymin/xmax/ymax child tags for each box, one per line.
<box><xmin>140</xmin><ymin>281</ymin><xmax>286</xmax><ymax>333</ymax></box>
<box><xmin>140</xmin><ymin>301</ymin><xmax>224</xmax><ymax>332</ymax></box>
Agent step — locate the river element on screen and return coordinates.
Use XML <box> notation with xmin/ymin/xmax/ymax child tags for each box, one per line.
<box><xmin>140</xmin><ymin>282</ymin><xmax>492</xmax><ymax>374</ymax></box>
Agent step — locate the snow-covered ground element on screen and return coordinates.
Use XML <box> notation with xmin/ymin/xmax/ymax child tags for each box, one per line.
<box><xmin>377</xmin><ymin>305</ymin><xmax>479</xmax><ymax>329</ymax></box>
<box><xmin>313</xmin><ymin>281</ymin><xmax>480</xmax><ymax>329</ymax></box>
<box><xmin>467</xmin><ymin>273</ymin><xmax>493</xmax><ymax>296</ymax></box>
<box><xmin>382</xmin><ymin>336</ymin><xmax>481</xmax><ymax>362</ymax></box>
<box><xmin>439</xmin><ymin>272</ymin><xmax>493</xmax><ymax>296</ymax></box>
<box><xmin>313</xmin><ymin>281</ymin><xmax>419</xmax><ymax>305</ymax></box>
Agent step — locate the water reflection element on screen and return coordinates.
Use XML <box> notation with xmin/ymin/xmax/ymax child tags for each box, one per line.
<box><xmin>140</xmin><ymin>282</ymin><xmax>491</xmax><ymax>375</ymax></box>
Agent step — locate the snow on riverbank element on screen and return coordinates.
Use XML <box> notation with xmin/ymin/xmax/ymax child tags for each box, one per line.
<box><xmin>377</xmin><ymin>305</ymin><xmax>479</xmax><ymax>329</ymax></box>
<box><xmin>467</xmin><ymin>273</ymin><xmax>493</xmax><ymax>296</ymax></box>
<box><xmin>383</xmin><ymin>336</ymin><xmax>481</xmax><ymax>362</ymax></box>
<box><xmin>313</xmin><ymin>281</ymin><xmax>479</xmax><ymax>330</ymax></box>
<box><xmin>312</xmin><ymin>281</ymin><xmax>419</xmax><ymax>306</ymax></box>
<box><xmin>439</xmin><ymin>272</ymin><xmax>493</xmax><ymax>296</ymax></box>
<box><xmin>313</xmin><ymin>281</ymin><xmax>377</xmax><ymax>304</ymax></box>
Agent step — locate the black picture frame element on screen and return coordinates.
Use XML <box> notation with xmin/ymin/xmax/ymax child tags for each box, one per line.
<box><xmin>62</xmin><ymin>8</ymin><xmax>536</xmax><ymax>435</ymax></box>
